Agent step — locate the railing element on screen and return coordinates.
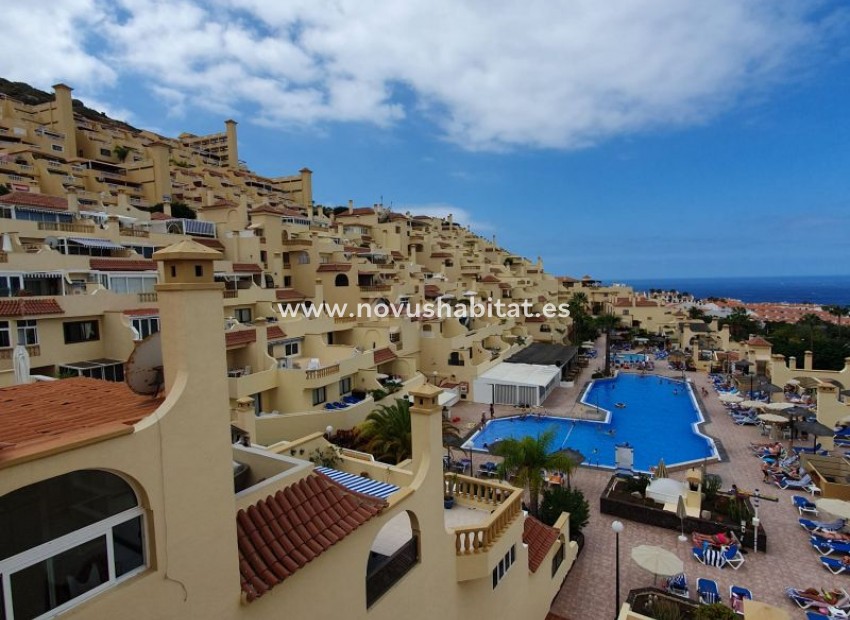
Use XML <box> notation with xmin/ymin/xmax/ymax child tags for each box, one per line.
<box><xmin>120</xmin><ymin>228</ymin><xmax>150</xmax><ymax>238</ymax></box>
<box><xmin>359</xmin><ymin>284</ymin><xmax>392</xmax><ymax>292</ymax></box>
<box><xmin>366</xmin><ymin>537</ymin><xmax>418</xmax><ymax>608</ymax></box>
<box><xmin>222</xmin><ymin>289</ymin><xmax>238</xmax><ymax>298</ymax></box>
<box><xmin>37</xmin><ymin>221</ymin><xmax>96</xmax><ymax>234</ymax></box>
<box><xmin>305</xmin><ymin>364</ymin><xmax>339</xmax><ymax>380</ymax></box>
<box><xmin>138</xmin><ymin>292</ymin><xmax>158</xmax><ymax>302</ymax></box>
<box><xmin>281</xmin><ymin>239</ymin><xmax>312</xmax><ymax>247</ymax></box>
<box><xmin>446</xmin><ymin>475</ymin><xmax>522</xmax><ymax>556</ymax></box>
<box><xmin>334</xmin><ymin>316</ymin><xmax>357</xmax><ymax>323</ymax></box>
<box><xmin>0</xmin><ymin>344</ymin><xmax>40</xmax><ymax>359</ymax></box>
<box><xmin>0</xmin><ymin>252</ymin><xmax>6</xmax><ymax>263</ymax></box>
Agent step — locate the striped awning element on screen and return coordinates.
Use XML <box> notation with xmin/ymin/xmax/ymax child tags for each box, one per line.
<box><xmin>315</xmin><ymin>466</ymin><xmax>399</xmax><ymax>500</ymax></box>
<box><xmin>23</xmin><ymin>271</ymin><xmax>64</xmax><ymax>278</ymax></box>
<box><xmin>68</xmin><ymin>237</ymin><xmax>126</xmax><ymax>250</ymax></box>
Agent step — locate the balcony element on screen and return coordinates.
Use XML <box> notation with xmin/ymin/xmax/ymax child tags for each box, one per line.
<box><xmin>223</xmin><ymin>289</ymin><xmax>239</xmax><ymax>299</ymax></box>
<box><xmin>37</xmin><ymin>221</ymin><xmax>97</xmax><ymax>234</ymax></box>
<box><xmin>305</xmin><ymin>364</ymin><xmax>339</xmax><ymax>380</ymax></box>
<box><xmin>0</xmin><ymin>252</ymin><xmax>6</xmax><ymax>263</ymax></box>
<box><xmin>138</xmin><ymin>292</ymin><xmax>158</xmax><ymax>303</ymax></box>
<box><xmin>281</xmin><ymin>238</ymin><xmax>312</xmax><ymax>247</ymax></box>
<box><xmin>359</xmin><ymin>284</ymin><xmax>392</xmax><ymax>292</ymax></box>
<box><xmin>120</xmin><ymin>228</ymin><xmax>150</xmax><ymax>238</ymax></box>
<box><xmin>0</xmin><ymin>345</ymin><xmax>40</xmax><ymax>359</ymax></box>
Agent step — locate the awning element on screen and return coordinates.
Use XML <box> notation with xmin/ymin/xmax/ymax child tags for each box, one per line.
<box><xmin>68</xmin><ymin>237</ymin><xmax>126</xmax><ymax>250</ymax></box>
<box><xmin>23</xmin><ymin>271</ymin><xmax>63</xmax><ymax>278</ymax></box>
<box><xmin>315</xmin><ymin>466</ymin><xmax>399</xmax><ymax>500</ymax></box>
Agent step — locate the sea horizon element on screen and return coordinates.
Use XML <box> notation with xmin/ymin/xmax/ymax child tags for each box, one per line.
<box><xmin>612</xmin><ymin>274</ymin><xmax>850</xmax><ymax>306</ymax></box>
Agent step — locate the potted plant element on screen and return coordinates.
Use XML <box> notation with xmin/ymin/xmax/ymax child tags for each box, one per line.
<box><xmin>444</xmin><ymin>473</ymin><xmax>458</xmax><ymax>509</ymax></box>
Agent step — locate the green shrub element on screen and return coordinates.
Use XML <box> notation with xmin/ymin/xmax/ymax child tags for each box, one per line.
<box><xmin>369</xmin><ymin>388</ymin><xmax>388</xmax><ymax>401</ymax></box>
<box><xmin>651</xmin><ymin>598</ymin><xmax>682</xmax><ymax>620</ymax></box>
<box><xmin>703</xmin><ymin>474</ymin><xmax>722</xmax><ymax>503</ymax></box>
<box><xmin>694</xmin><ymin>603</ymin><xmax>736</xmax><ymax>620</ymax></box>
<box><xmin>540</xmin><ymin>487</ymin><xmax>589</xmax><ymax>535</ymax></box>
<box><xmin>624</xmin><ymin>474</ymin><xmax>651</xmax><ymax>497</ymax></box>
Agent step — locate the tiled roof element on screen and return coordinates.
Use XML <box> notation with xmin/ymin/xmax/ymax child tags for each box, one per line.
<box><xmin>123</xmin><ymin>308</ymin><xmax>159</xmax><ymax>317</ymax></box>
<box><xmin>237</xmin><ymin>473</ymin><xmax>385</xmax><ymax>601</ymax></box>
<box><xmin>0</xmin><ymin>378</ymin><xmax>162</xmax><ymax>466</ymax></box>
<box><xmin>525</xmin><ymin>315</ymin><xmax>545</xmax><ymax>323</ymax></box>
<box><xmin>538</xmin><ymin>295</ymin><xmax>547</xmax><ymax>303</ymax></box>
<box><xmin>391</xmin><ymin>251</ymin><xmax>404</xmax><ymax>260</ymax></box>
<box><xmin>205</xmin><ymin>200</ymin><xmax>238</xmax><ymax>209</ymax></box>
<box><xmin>0</xmin><ymin>298</ymin><xmax>64</xmax><ymax>317</ymax></box>
<box><xmin>233</xmin><ymin>263</ymin><xmax>263</xmax><ymax>274</ymax></box>
<box><xmin>430</xmin><ymin>252</ymin><xmax>453</xmax><ymax>259</ymax></box>
<box><xmin>373</xmin><ymin>347</ymin><xmax>397</xmax><ymax>364</ymax></box>
<box><xmin>275</xmin><ymin>289</ymin><xmax>307</xmax><ymax>302</ymax></box>
<box><xmin>150</xmin><ymin>212</ymin><xmax>172</xmax><ymax>220</ymax></box>
<box><xmin>90</xmin><ymin>258</ymin><xmax>157</xmax><ymax>271</ymax></box>
<box><xmin>249</xmin><ymin>205</ymin><xmax>305</xmax><ymax>217</ymax></box>
<box><xmin>225</xmin><ymin>329</ymin><xmax>257</xmax><ymax>347</ymax></box>
<box><xmin>344</xmin><ymin>246</ymin><xmax>369</xmax><ymax>254</ymax></box>
<box><xmin>480</xmin><ymin>275</ymin><xmax>501</xmax><ymax>283</ymax></box>
<box><xmin>336</xmin><ymin>207</ymin><xmax>375</xmax><ymax>217</ymax></box>
<box><xmin>499</xmin><ymin>283</ymin><xmax>512</xmax><ymax>289</ymax></box>
<box><xmin>558</xmin><ymin>276</ymin><xmax>579</xmax><ymax>283</ymax></box>
<box><xmin>635</xmin><ymin>299</ymin><xmax>659</xmax><ymax>307</ymax></box>
<box><xmin>267</xmin><ymin>325</ymin><xmax>287</xmax><ymax>340</ymax></box>
<box><xmin>316</xmin><ymin>263</ymin><xmax>351</xmax><ymax>272</ymax></box>
<box><xmin>0</xmin><ymin>191</ymin><xmax>68</xmax><ymax>211</ymax></box>
<box><xmin>523</xmin><ymin>516</ymin><xmax>559</xmax><ymax>573</ymax></box>
<box><xmin>747</xmin><ymin>337</ymin><xmax>772</xmax><ymax>347</ymax></box>
<box><xmin>193</xmin><ymin>237</ymin><xmax>226</xmax><ymax>251</ymax></box>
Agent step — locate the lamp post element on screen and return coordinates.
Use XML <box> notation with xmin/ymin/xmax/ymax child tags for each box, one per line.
<box><xmin>325</xmin><ymin>425</ymin><xmax>333</xmax><ymax>440</ymax></box>
<box><xmin>612</xmin><ymin>521</ymin><xmax>624</xmax><ymax>618</ymax></box>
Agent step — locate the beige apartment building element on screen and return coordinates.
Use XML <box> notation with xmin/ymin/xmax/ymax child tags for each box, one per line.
<box><xmin>0</xmin><ymin>243</ymin><xmax>577</xmax><ymax>620</ymax></box>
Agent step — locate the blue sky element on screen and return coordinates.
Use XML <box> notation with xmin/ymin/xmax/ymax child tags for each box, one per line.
<box><xmin>2</xmin><ymin>1</ymin><xmax>849</xmax><ymax>279</ymax></box>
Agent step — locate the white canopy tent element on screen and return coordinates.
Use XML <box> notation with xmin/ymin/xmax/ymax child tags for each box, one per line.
<box><xmin>472</xmin><ymin>362</ymin><xmax>561</xmax><ymax>406</ymax></box>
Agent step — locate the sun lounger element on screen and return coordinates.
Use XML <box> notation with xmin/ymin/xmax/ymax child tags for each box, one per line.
<box><xmin>693</xmin><ymin>544</ymin><xmax>743</xmax><ymax>569</ymax></box>
<box><xmin>811</xmin><ymin>536</ymin><xmax>850</xmax><ymax>556</ymax></box>
<box><xmin>665</xmin><ymin>573</ymin><xmax>689</xmax><ymax>599</ymax></box>
<box><xmin>800</xmin><ymin>518</ymin><xmax>847</xmax><ymax>533</ymax></box>
<box><xmin>776</xmin><ymin>473</ymin><xmax>813</xmax><ymax>490</ymax></box>
<box><xmin>820</xmin><ymin>556</ymin><xmax>850</xmax><ymax>575</ymax></box>
<box><xmin>795</xmin><ymin>444</ymin><xmax>824</xmax><ymax>455</ymax></box>
<box><xmin>794</xmin><ymin>495</ymin><xmax>820</xmax><ymax>515</ymax></box>
<box><xmin>697</xmin><ymin>578</ymin><xmax>721</xmax><ymax>604</ymax></box>
<box><xmin>786</xmin><ymin>587</ymin><xmax>850</xmax><ymax>611</ymax></box>
<box><xmin>730</xmin><ymin>585</ymin><xmax>752</xmax><ymax>615</ymax></box>
<box><xmin>805</xmin><ymin>612</ymin><xmax>831</xmax><ymax>620</ymax></box>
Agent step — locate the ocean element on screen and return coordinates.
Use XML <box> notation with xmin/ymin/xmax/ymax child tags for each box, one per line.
<box><xmin>619</xmin><ymin>275</ymin><xmax>850</xmax><ymax>306</ymax></box>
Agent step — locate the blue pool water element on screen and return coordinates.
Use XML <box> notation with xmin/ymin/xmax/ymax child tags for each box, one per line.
<box><xmin>613</xmin><ymin>353</ymin><xmax>649</xmax><ymax>363</ymax></box>
<box><xmin>464</xmin><ymin>374</ymin><xmax>716</xmax><ymax>472</ymax></box>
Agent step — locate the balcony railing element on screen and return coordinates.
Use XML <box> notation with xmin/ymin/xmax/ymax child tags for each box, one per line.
<box><xmin>120</xmin><ymin>228</ymin><xmax>150</xmax><ymax>238</ymax></box>
<box><xmin>37</xmin><ymin>221</ymin><xmax>96</xmax><ymax>234</ymax></box>
<box><xmin>222</xmin><ymin>290</ymin><xmax>238</xmax><ymax>299</ymax></box>
<box><xmin>0</xmin><ymin>344</ymin><xmax>40</xmax><ymax>359</ymax></box>
<box><xmin>305</xmin><ymin>364</ymin><xmax>339</xmax><ymax>380</ymax></box>
<box><xmin>281</xmin><ymin>239</ymin><xmax>312</xmax><ymax>247</ymax></box>
<box><xmin>138</xmin><ymin>292</ymin><xmax>158</xmax><ymax>302</ymax></box>
<box><xmin>0</xmin><ymin>252</ymin><xmax>7</xmax><ymax>263</ymax></box>
<box><xmin>359</xmin><ymin>284</ymin><xmax>392</xmax><ymax>292</ymax></box>
<box><xmin>446</xmin><ymin>475</ymin><xmax>522</xmax><ymax>556</ymax></box>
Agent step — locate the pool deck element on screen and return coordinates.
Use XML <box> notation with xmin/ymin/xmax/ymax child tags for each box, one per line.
<box><xmin>447</xmin><ymin>339</ymin><xmax>836</xmax><ymax>618</ymax></box>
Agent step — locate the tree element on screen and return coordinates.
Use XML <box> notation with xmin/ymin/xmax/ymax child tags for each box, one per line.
<box><xmin>491</xmin><ymin>429</ymin><xmax>576</xmax><ymax>518</ymax></box>
<box><xmin>540</xmin><ymin>487</ymin><xmax>589</xmax><ymax>535</ymax></box>
<box><xmin>825</xmin><ymin>305</ymin><xmax>850</xmax><ymax>336</ymax></box>
<box><xmin>595</xmin><ymin>313</ymin><xmax>621</xmax><ymax>376</ymax></box>
<box><xmin>358</xmin><ymin>398</ymin><xmax>412</xmax><ymax>464</ymax></box>
<box><xmin>798</xmin><ymin>313</ymin><xmax>822</xmax><ymax>352</ymax></box>
<box><xmin>113</xmin><ymin>145</ymin><xmax>132</xmax><ymax>162</ymax></box>
<box><xmin>442</xmin><ymin>418</ymin><xmax>461</xmax><ymax>460</ymax></box>
<box><xmin>720</xmin><ymin>307</ymin><xmax>757</xmax><ymax>342</ymax></box>
<box><xmin>687</xmin><ymin>306</ymin><xmax>709</xmax><ymax>323</ymax></box>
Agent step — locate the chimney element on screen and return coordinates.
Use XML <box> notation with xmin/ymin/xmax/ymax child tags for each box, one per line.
<box><xmin>65</xmin><ymin>187</ymin><xmax>79</xmax><ymax>215</ymax></box>
<box><xmin>348</xmin><ymin>199</ymin><xmax>354</xmax><ymax>215</ymax></box>
<box><xmin>225</xmin><ymin>119</ymin><xmax>239</xmax><ymax>168</ymax></box>
<box><xmin>206</xmin><ymin>189</ymin><xmax>216</xmax><ymax>207</ymax></box>
<box><xmin>789</xmin><ymin>356</ymin><xmax>796</xmax><ymax>369</ymax></box>
<box><xmin>52</xmin><ymin>84</ymin><xmax>77</xmax><ymax>158</ymax></box>
<box><xmin>407</xmin><ymin>384</ymin><xmax>444</xmax><ymax>499</ymax></box>
<box><xmin>299</xmin><ymin>168</ymin><xmax>313</xmax><ymax>208</ymax></box>
<box><xmin>804</xmin><ymin>350</ymin><xmax>813</xmax><ymax>371</ymax></box>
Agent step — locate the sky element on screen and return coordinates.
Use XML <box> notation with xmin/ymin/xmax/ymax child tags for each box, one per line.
<box><xmin>1</xmin><ymin>0</ymin><xmax>849</xmax><ymax>279</ymax></box>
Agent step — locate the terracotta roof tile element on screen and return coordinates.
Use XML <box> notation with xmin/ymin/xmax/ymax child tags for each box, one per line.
<box><xmin>373</xmin><ymin>347</ymin><xmax>397</xmax><ymax>364</ymax></box>
<box><xmin>499</xmin><ymin>283</ymin><xmax>512</xmax><ymax>289</ymax></box>
<box><xmin>90</xmin><ymin>258</ymin><xmax>157</xmax><ymax>271</ymax></box>
<box><xmin>267</xmin><ymin>326</ymin><xmax>287</xmax><ymax>340</ymax></box>
<box><xmin>480</xmin><ymin>275</ymin><xmax>501</xmax><ymax>283</ymax></box>
<box><xmin>122</xmin><ymin>308</ymin><xmax>159</xmax><ymax>317</ymax></box>
<box><xmin>225</xmin><ymin>329</ymin><xmax>257</xmax><ymax>347</ymax></box>
<box><xmin>0</xmin><ymin>298</ymin><xmax>64</xmax><ymax>317</ymax></box>
<box><xmin>0</xmin><ymin>191</ymin><xmax>68</xmax><ymax>211</ymax></box>
<box><xmin>250</xmin><ymin>205</ymin><xmax>305</xmax><ymax>217</ymax></box>
<box><xmin>233</xmin><ymin>263</ymin><xmax>263</xmax><ymax>274</ymax></box>
<box><xmin>150</xmin><ymin>212</ymin><xmax>171</xmax><ymax>220</ymax></box>
<box><xmin>336</xmin><ymin>207</ymin><xmax>375</xmax><ymax>217</ymax></box>
<box><xmin>747</xmin><ymin>336</ymin><xmax>772</xmax><ymax>347</ymax></box>
<box><xmin>275</xmin><ymin>289</ymin><xmax>307</xmax><ymax>302</ymax></box>
<box><xmin>525</xmin><ymin>315</ymin><xmax>545</xmax><ymax>323</ymax></box>
<box><xmin>391</xmin><ymin>251</ymin><xmax>404</xmax><ymax>260</ymax></box>
<box><xmin>238</xmin><ymin>473</ymin><xmax>385</xmax><ymax>601</ymax></box>
<box><xmin>0</xmin><ymin>378</ymin><xmax>162</xmax><ymax>467</ymax></box>
<box><xmin>430</xmin><ymin>252</ymin><xmax>453</xmax><ymax>259</ymax></box>
<box><xmin>193</xmin><ymin>237</ymin><xmax>226</xmax><ymax>251</ymax></box>
<box><xmin>523</xmin><ymin>516</ymin><xmax>559</xmax><ymax>573</ymax></box>
<box><xmin>316</xmin><ymin>263</ymin><xmax>351</xmax><ymax>273</ymax></box>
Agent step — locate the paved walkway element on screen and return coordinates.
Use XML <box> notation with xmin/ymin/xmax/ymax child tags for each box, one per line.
<box><xmin>447</xmin><ymin>340</ymin><xmax>835</xmax><ymax>616</ymax></box>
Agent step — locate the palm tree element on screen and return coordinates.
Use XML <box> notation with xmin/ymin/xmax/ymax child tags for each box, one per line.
<box><xmin>826</xmin><ymin>305</ymin><xmax>850</xmax><ymax>336</ymax></box>
<box><xmin>491</xmin><ymin>429</ymin><xmax>576</xmax><ymax>518</ymax></box>
<box><xmin>595</xmin><ymin>313</ymin><xmax>621</xmax><ymax>376</ymax></box>
<box><xmin>442</xmin><ymin>418</ymin><xmax>461</xmax><ymax>461</ymax></box>
<box><xmin>798</xmin><ymin>313</ymin><xmax>822</xmax><ymax>353</ymax></box>
<box><xmin>358</xmin><ymin>398</ymin><xmax>412</xmax><ymax>464</ymax></box>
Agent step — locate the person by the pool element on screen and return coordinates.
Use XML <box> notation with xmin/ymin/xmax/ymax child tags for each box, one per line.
<box><xmin>615</xmin><ymin>402</ymin><xmax>626</xmax><ymax>409</ymax></box>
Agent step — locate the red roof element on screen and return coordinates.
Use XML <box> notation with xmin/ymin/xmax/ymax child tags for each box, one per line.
<box><xmin>0</xmin><ymin>378</ymin><xmax>162</xmax><ymax>467</ymax></box>
<box><xmin>316</xmin><ymin>263</ymin><xmax>351</xmax><ymax>272</ymax></box>
<box><xmin>249</xmin><ymin>205</ymin><xmax>305</xmax><ymax>217</ymax></box>
<box><xmin>275</xmin><ymin>289</ymin><xmax>307</xmax><ymax>302</ymax></box>
<box><xmin>237</xmin><ymin>473</ymin><xmax>385</xmax><ymax>601</ymax></box>
<box><xmin>193</xmin><ymin>237</ymin><xmax>226</xmax><ymax>251</ymax></box>
<box><xmin>747</xmin><ymin>337</ymin><xmax>772</xmax><ymax>347</ymax></box>
<box><xmin>336</xmin><ymin>207</ymin><xmax>375</xmax><ymax>217</ymax></box>
<box><xmin>233</xmin><ymin>263</ymin><xmax>262</xmax><ymax>274</ymax></box>
<box><xmin>523</xmin><ymin>516</ymin><xmax>560</xmax><ymax>573</ymax></box>
<box><xmin>391</xmin><ymin>251</ymin><xmax>404</xmax><ymax>260</ymax></box>
<box><xmin>267</xmin><ymin>325</ymin><xmax>287</xmax><ymax>340</ymax></box>
<box><xmin>430</xmin><ymin>252</ymin><xmax>452</xmax><ymax>259</ymax></box>
<box><xmin>373</xmin><ymin>347</ymin><xmax>397</xmax><ymax>364</ymax></box>
<box><xmin>0</xmin><ymin>298</ymin><xmax>64</xmax><ymax>317</ymax></box>
<box><xmin>150</xmin><ymin>212</ymin><xmax>171</xmax><ymax>220</ymax></box>
<box><xmin>499</xmin><ymin>283</ymin><xmax>512</xmax><ymax>289</ymax></box>
<box><xmin>123</xmin><ymin>308</ymin><xmax>159</xmax><ymax>317</ymax></box>
<box><xmin>0</xmin><ymin>191</ymin><xmax>68</xmax><ymax>211</ymax></box>
<box><xmin>525</xmin><ymin>315</ymin><xmax>545</xmax><ymax>323</ymax></box>
<box><xmin>90</xmin><ymin>258</ymin><xmax>157</xmax><ymax>272</ymax></box>
<box><xmin>480</xmin><ymin>275</ymin><xmax>501</xmax><ymax>283</ymax></box>
<box><xmin>225</xmin><ymin>329</ymin><xmax>257</xmax><ymax>347</ymax></box>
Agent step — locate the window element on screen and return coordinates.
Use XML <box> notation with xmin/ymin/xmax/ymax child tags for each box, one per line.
<box><xmin>340</xmin><ymin>376</ymin><xmax>352</xmax><ymax>395</ymax></box>
<box><xmin>0</xmin><ymin>470</ymin><xmax>146</xmax><ymax>619</ymax></box>
<box><xmin>312</xmin><ymin>386</ymin><xmax>327</xmax><ymax>406</ymax></box>
<box><xmin>0</xmin><ymin>274</ymin><xmax>22</xmax><ymax>297</ymax></box>
<box><xmin>59</xmin><ymin>362</ymin><xmax>125</xmax><ymax>382</ymax></box>
<box><xmin>194</xmin><ymin>265</ymin><xmax>203</xmax><ymax>277</ymax></box>
<box><xmin>131</xmin><ymin>316</ymin><xmax>160</xmax><ymax>340</ymax></box>
<box><xmin>235</xmin><ymin>308</ymin><xmax>252</xmax><ymax>324</ymax></box>
<box><xmin>551</xmin><ymin>541</ymin><xmax>565</xmax><ymax>577</ymax></box>
<box><xmin>283</xmin><ymin>340</ymin><xmax>300</xmax><ymax>357</ymax></box>
<box><xmin>63</xmin><ymin>320</ymin><xmax>100</xmax><ymax>344</ymax></box>
<box><xmin>491</xmin><ymin>545</ymin><xmax>516</xmax><ymax>589</ymax></box>
<box><xmin>51</xmin><ymin>144</ymin><xmax>64</xmax><ymax>152</ymax></box>
<box><xmin>0</xmin><ymin>321</ymin><xmax>9</xmax><ymax>348</ymax></box>
<box><xmin>283</xmin><ymin>276</ymin><xmax>292</xmax><ymax>287</ymax></box>
<box><xmin>100</xmin><ymin>148</ymin><xmax>112</xmax><ymax>157</ymax></box>
<box><xmin>16</xmin><ymin>320</ymin><xmax>37</xmax><ymax>345</ymax></box>
<box><xmin>334</xmin><ymin>274</ymin><xmax>349</xmax><ymax>287</ymax></box>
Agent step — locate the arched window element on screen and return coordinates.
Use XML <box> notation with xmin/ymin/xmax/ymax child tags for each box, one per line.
<box><xmin>334</xmin><ymin>274</ymin><xmax>349</xmax><ymax>287</ymax></box>
<box><xmin>0</xmin><ymin>470</ymin><xmax>146</xmax><ymax>619</ymax></box>
<box><xmin>366</xmin><ymin>511</ymin><xmax>419</xmax><ymax>608</ymax></box>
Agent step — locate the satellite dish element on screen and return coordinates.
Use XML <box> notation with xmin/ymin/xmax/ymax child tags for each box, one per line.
<box><xmin>44</xmin><ymin>236</ymin><xmax>60</xmax><ymax>250</ymax></box>
<box><xmin>125</xmin><ymin>331</ymin><xmax>163</xmax><ymax>396</ymax></box>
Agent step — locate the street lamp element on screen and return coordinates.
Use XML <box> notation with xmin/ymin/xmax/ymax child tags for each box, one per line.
<box><xmin>612</xmin><ymin>521</ymin><xmax>624</xmax><ymax>618</ymax></box>
<box><xmin>325</xmin><ymin>425</ymin><xmax>333</xmax><ymax>440</ymax></box>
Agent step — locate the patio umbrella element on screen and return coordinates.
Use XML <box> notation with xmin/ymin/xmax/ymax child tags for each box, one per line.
<box><xmin>655</xmin><ymin>458</ymin><xmax>668</xmax><ymax>479</ymax></box>
<box><xmin>739</xmin><ymin>400</ymin><xmax>765</xmax><ymax>409</ymax></box>
<box><xmin>795</xmin><ymin>419</ymin><xmax>835</xmax><ymax>448</ymax></box>
<box><xmin>631</xmin><ymin>545</ymin><xmax>684</xmax><ymax>584</ymax></box>
<box><xmin>645</xmin><ymin>478</ymin><xmax>686</xmax><ymax>505</ymax></box>
<box><xmin>817</xmin><ymin>499</ymin><xmax>850</xmax><ymax>520</ymax></box>
<box><xmin>557</xmin><ymin>448</ymin><xmax>586</xmax><ymax>465</ymax></box>
<box><xmin>757</xmin><ymin>413</ymin><xmax>788</xmax><ymax>424</ymax></box>
<box><xmin>718</xmin><ymin>394</ymin><xmax>743</xmax><ymax>404</ymax></box>
<box><xmin>786</xmin><ymin>379</ymin><xmax>801</xmax><ymax>386</ymax></box>
<box><xmin>12</xmin><ymin>345</ymin><xmax>30</xmax><ymax>385</ymax></box>
<box><xmin>742</xmin><ymin>600</ymin><xmax>791</xmax><ymax>620</ymax></box>
<box><xmin>766</xmin><ymin>402</ymin><xmax>794</xmax><ymax>411</ymax></box>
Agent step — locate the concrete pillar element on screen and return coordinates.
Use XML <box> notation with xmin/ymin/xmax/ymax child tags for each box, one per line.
<box><xmin>804</xmin><ymin>351</ymin><xmax>813</xmax><ymax>371</ymax></box>
<box><xmin>299</xmin><ymin>168</ymin><xmax>312</xmax><ymax>209</ymax></box>
<box><xmin>52</xmin><ymin>84</ymin><xmax>77</xmax><ymax>158</ymax></box>
<box><xmin>225</xmin><ymin>119</ymin><xmax>238</xmax><ymax>168</ymax></box>
<box><xmin>146</xmin><ymin>141</ymin><xmax>173</xmax><ymax>206</ymax></box>
<box><xmin>408</xmin><ymin>384</ymin><xmax>444</xmax><ymax>498</ymax></box>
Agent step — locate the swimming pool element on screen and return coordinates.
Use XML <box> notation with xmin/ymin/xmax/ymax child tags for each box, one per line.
<box><xmin>612</xmin><ymin>353</ymin><xmax>650</xmax><ymax>363</ymax></box>
<box><xmin>463</xmin><ymin>374</ymin><xmax>717</xmax><ymax>472</ymax></box>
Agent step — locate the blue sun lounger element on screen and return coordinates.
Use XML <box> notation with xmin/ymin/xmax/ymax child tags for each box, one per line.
<box><xmin>697</xmin><ymin>578</ymin><xmax>720</xmax><ymax>604</ymax></box>
<box><xmin>800</xmin><ymin>518</ymin><xmax>846</xmax><ymax>532</ymax></box>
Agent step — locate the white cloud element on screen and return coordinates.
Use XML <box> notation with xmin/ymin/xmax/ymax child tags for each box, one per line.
<box><xmin>0</xmin><ymin>0</ymin><xmax>843</xmax><ymax>150</ymax></box>
<box><xmin>396</xmin><ymin>203</ymin><xmax>495</xmax><ymax>234</ymax></box>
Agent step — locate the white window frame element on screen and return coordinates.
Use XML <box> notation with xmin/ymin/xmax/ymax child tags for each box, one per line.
<box><xmin>339</xmin><ymin>376</ymin><xmax>352</xmax><ymax>395</ymax></box>
<box><xmin>0</xmin><ymin>507</ymin><xmax>146</xmax><ymax>620</ymax></box>
<box><xmin>312</xmin><ymin>386</ymin><xmax>327</xmax><ymax>406</ymax></box>
<box><xmin>16</xmin><ymin>319</ymin><xmax>38</xmax><ymax>345</ymax></box>
<box><xmin>0</xmin><ymin>320</ymin><xmax>9</xmax><ymax>348</ymax></box>
<box><xmin>283</xmin><ymin>340</ymin><xmax>300</xmax><ymax>357</ymax></box>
